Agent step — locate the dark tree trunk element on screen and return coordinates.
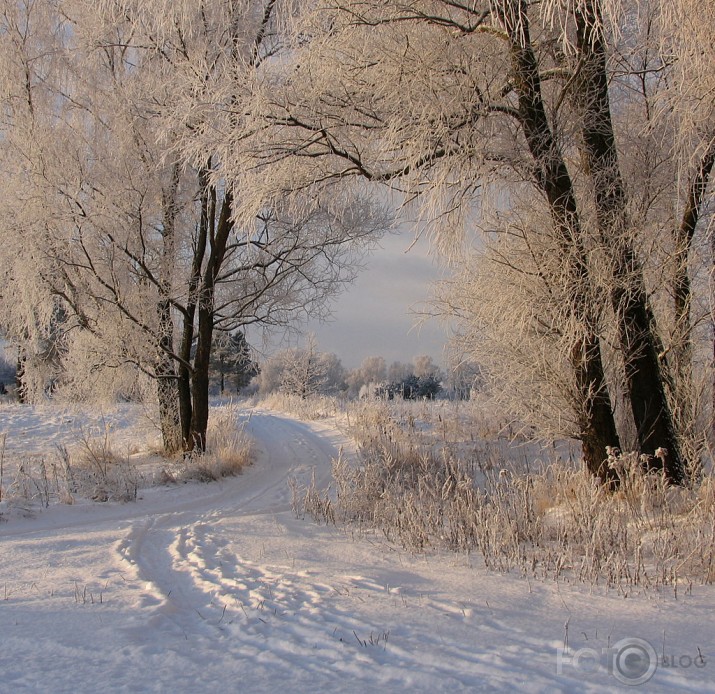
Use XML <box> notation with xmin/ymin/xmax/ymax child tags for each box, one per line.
<box><xmin>574</xmin><ymin>2</ymin><xmax>684</xmax><ymax>484</ymax></box>
<box><xmin>573</xmin><ymin>336</ymin><xmax>622</xmax><ymax>484</ymax></box>
<box><xmin>178</xmin><ymin>165</ymin><xmax>212</xmax><ymax>450</ymax></box>
<box><xmin>180</xmin><ymin>6</ymin><xmax>278</xmax><ymax>450</ymax></box>
<box><xmin>611</xmin><ymin>268</ymin><xmax>682</xmax><ymax>480</ymax></box>
<box><xmin>496</xmin><ymin>0</ymin><xmax>620</xmax><ymax>483</ymax></box>
<box><xmin>15</xmin><ymin>348</ymin><xmax>27</xmax><ymax>404</ymax></box>
<box><xmin>187</xmin><ymin>190</ymin><xmax>234</xmax><ymax>451</ymax></box>
<box><xmin>190</xmin><ymin>304</ymin><xmax>213</xmax><ymax>451</ymax></box>
<box><xmin>177</xmin><ymin>332</ymin><xmax>193</xmax><ymax>449</ymax></box>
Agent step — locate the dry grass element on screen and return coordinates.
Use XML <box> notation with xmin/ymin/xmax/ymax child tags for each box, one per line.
<box><xmin>4</xmin><ymin>439</ymin><xmax>140</xmax><ymax>507</ymax></box>
<box><xmin>294</xmin><ymin>395</ymin><xmax>715</xmax><ymax>594</ymax></box>
<box><xmin>162</xmin><ymin>405</ymin><xmax>253</xmax><ymax>483</ymax></box>
<box><xmin>290</xmin><ymin>469</ymin><xmax>336</xmax><ymax>525</ymax></box>
<box><xmin>0</xmin><ymin>404</ymin><xmax>255</xmax><ymax>508</ymax></box>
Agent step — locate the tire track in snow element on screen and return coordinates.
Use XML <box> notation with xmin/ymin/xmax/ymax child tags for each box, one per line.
<box><xmin>115</xmin><ymin>409</ymin><xmax>351</xmax><ymax>641</ymax></box>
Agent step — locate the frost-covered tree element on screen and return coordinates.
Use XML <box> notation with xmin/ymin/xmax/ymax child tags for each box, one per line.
<box><xmin>89</xmin><ymin>0</ymin><xmax>385</xmax><ymax>451</ymax></box>
<box><xmin>317</xmin><ymin>351</ymin><xmax>348</xmax><ymax>395</ymax></box>
<box><xmin>387</xmin><ymin>361</ymin><xmax>413</xmax><ymax>387</ymax></box>
<box><xmin>657</xmin><ymin>0</ymin><xmax>715</xmax><ymax>446</ymax></box>
<box><xmin>209</xmin><ymin>331</ymin><xmax>258</xmax><ymax>395</ymax></box>
<box><xmin>444</xmin><ymin>354</ymin><xmax>483</xmax><ymax>401</ymax></box>
<box><xmin>0</xmin><ymin>0</ymin><xmax>387</xmax><ymax>452</ymax></box>
<box><xmin>379</xmin><ymin>355</ymin><xmax>443</xmax><ymax>400</ymax></box>
<box><xmin>215</xmin><ymin>0</ymin><xmax>715</xmax><ymax>483</ymax></box>
<box><xmin>346</xmin><ymin>355</ymin><xmax>387</xmax><ymax>396</ymax></box>
<box><xmin>412</xmin><ymin>355</ymin><xmax>443</xmax><ymax>382</ymax></box>
<box><xmin>258</xmin><ymin>337</ymin><xmax>344</xmax><ymax>398</ymax></box>
<box><xmin>0</xmin><ymin>0</ymin><xmax>196</xmax><ymax>448</ymax></box>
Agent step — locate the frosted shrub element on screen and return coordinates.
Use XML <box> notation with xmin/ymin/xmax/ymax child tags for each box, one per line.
<box><xmin>309</xmin><ymin>397</ymin><xmax>715</xmax><ymax>593</ymax></box>
<box><xmin>165</xmin><ymin>405</ymin><xmax>253</xmax><ymax>483</ymax></box>
<box><xmin>5</xmin><ymin>443</ymin><xmax>139</xmax><ymax>506</ymax></box>
<box><xmin>330</xmin><ymin>408</ymin><xmax>482</xmax><ymax>552</ymax></box>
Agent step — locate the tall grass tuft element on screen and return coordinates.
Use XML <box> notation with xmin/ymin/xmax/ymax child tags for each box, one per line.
<box><xmin>296</xmin><ymin>395</ymin><xmax>715</xmax><ymax>593</ymax></box>
<box><xmin>166</xmin><ymin>405</ymin><xmax>254</xmax><ymax>483</ymax></box>
<box><xmin>4</xmin><ymin>438</ymin><xmax>139</xmax><ymax>506</ymax></box>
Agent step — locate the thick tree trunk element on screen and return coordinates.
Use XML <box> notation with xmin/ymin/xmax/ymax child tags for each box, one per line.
<box><xmin>189</xmin><ymin>303</ymin><xmax>213</xmax><ymax>451</ymax></box>
<box><xmin>179</xmin><ymin>166</ymin><xmax>212</xmax><ymax>450</ymax></box>
<box><xmin>611</xmin><ymin>267</ymin><xmax>682</xmax><ymax>479</ymax></box>
<box><xmin>574</xmin><ymin>2</ymin><xmax>684</xmax><ymax>484</ymax></box>
<box><xmin>496</xmin><ymin>0</ymin><xmax>620</xmax><ymax>483</ymax></box>
<box><xmin>187</xmin><ymin>189</ymin><xmax>234</xmax><ymax>452</ymax></box>
<box><xmin>156</xmin><ymin>365</ymin><xmax>181</xmax><ymax>453</ymax></box>
<box><xmin>15</xmin><ymin>348</ymin><xmax>27</xmax><ymax>404</ymax></box>
<box><xmin>155</xmin><ymin>162</ymin><xmax>183</xmax><ymax>454</ymax></box>
<box><xmin>713</xmin><ymin>232</ymin><xmax>715</xmax><ymax>444</ymax></box>
<box><xmin>573</xmin><ymin>336</ymin><xmax>622</xmax><ymax>484</ymax></box>
<box><xmin>178</xmin><ymin>320</ymin><xmax>193</xmax><ymax>449</ymax></box>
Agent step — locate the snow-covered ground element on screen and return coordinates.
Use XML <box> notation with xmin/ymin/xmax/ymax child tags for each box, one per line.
<box><xmin>0</xmin><ymin>402</ymin><xmax>712</xmax><ymax>693</ymax></box>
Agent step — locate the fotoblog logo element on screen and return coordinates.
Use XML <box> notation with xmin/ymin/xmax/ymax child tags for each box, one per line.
<box><xmin>557</xmin><ymin>637</ymin><xmax>658</xmax><ymax>686</ymax></box>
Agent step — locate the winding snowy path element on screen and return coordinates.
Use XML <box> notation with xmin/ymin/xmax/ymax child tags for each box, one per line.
<box><xmin>0</xmin><ymin>407</ymin><xmax>713</xmax><ymax>693</ymax></box>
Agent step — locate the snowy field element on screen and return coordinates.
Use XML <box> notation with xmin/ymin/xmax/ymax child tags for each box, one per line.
<box><xmin>0</xmin><ymin>401</ymin><xmax>713</xmax><ymax>693</ymax></box>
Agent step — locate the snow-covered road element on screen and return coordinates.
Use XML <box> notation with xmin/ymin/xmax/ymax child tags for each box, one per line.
<box><xmin>0</xmin><ymin>407</ymin><xmax>712</xmax><ymax>693</ymax></box>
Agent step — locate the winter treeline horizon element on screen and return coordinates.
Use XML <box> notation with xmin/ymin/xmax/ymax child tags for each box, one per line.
<box><xmin>0</xmin><ymin>0</ymin><xmax>713</xmax><ymax>486</ymax></box>
<box><xmin>253</xmin><ymin>342</ymin><xmax>479</xmax><ymax>401</ymax></box>
<box><xmin>0</xmin><ymin>333</ymin><xmax>473</xmax><ymax>403</ymax></box>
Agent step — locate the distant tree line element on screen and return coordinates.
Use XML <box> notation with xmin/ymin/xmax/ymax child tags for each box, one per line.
<box><xmin>253</xmin><ymin>345</ymin><xmax>481</xmax><ymax>402</ymax></box>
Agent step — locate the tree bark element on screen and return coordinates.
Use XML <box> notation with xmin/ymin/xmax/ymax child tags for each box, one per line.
<box><xmin>155</xmin><ymin>347</ymin><xmax>181</xmax><ymax>453</ymax></box>
<box><xmin>495</xmin><ymin>0</ymin><xmax>620</xmax><ymax>483</ymax></box>
<box><xmin>190</xmin><ymin>302</ymin><xmax>213</xmax><ymax>451</ymax></box>
<box><xmin>188</xmin><ymin>190</ymin><xmax>234</xmax><ymax>451</ymax></box>
<box><xmin>177</xmin><ymin>165</ymin><xmax>212</xmax><ymax>449</ymax></box>
<box><xmin>574</xmin><ymin>2</ymin><xmax>684</xmax><ymax>484</ymax></box>
<box><xmin>156</xmin><ymin>289</ymin><xmax>181</xmax><ymax>452</ymax></box>
<box><xmin>177</xmin><ymin>319</ymin><xmax>193</xmax><ymax>449</ymax></box>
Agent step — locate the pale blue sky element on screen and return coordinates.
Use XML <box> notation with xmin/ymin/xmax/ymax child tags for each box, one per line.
<box><xmin>307</xmin><ymin>232</ymin><xmax>449</xmax><ymax>369</ymax></box>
